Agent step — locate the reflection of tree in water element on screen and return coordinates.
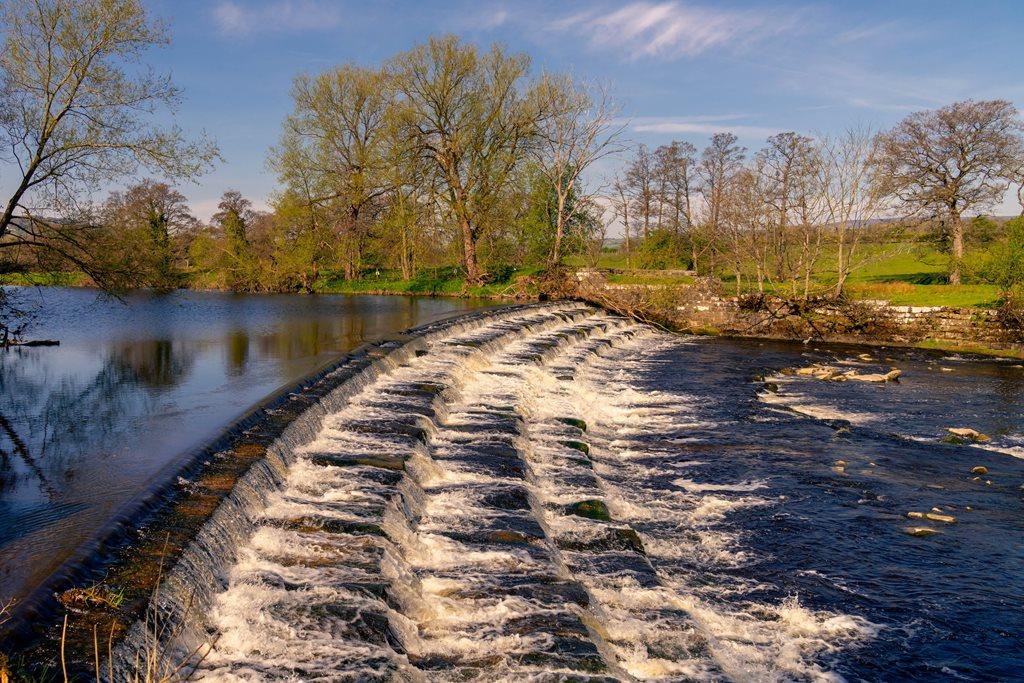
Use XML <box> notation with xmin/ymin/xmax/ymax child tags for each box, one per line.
<box><xmin>226</xmin><ymin>330</ymin><xmax>249</xmax><ymax>376</ymax></box>
<box><xmin>113</xmin><ymin>338</ymin><xmax>194</xmax><ymax>388</ymax></box>
<box><xmin>0</xmin><ymin>339</ymin><xmax>196</xmax><ymax>498</ymax></box>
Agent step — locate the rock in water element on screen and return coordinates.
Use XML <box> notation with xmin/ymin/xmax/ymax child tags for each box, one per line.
<box><xmin>845</xmin><ymin>368</ymin><xmax>902</xmax><ymax>382</ymax></box>
<box><xmin>904</xmin><ymin>526</ymin><xmax>939</xmax><ymax>537</ymax></box>
<box><xmin>925</xmin><ymin>512</ymin><xmax>956</xmax><ymax>524</ymax></box>
<box><xmin>556</xmin><ymin>417</ymin><xmax>588</xmax><ymax>432</ymax></box>
<box><xmin>971</xmin><ymin>466</ymin><xmax>989</xmax><ymax>475</ymax></box>
<box><xmin>560</xmin><ymin>440</ymin><xmax>590</xmax><ymax>456</ymax></box>
<box><xmin>947</xmin><ymin>427</ymin><xmax>991</xmax><ymax>443</ymax></box>
<box><xmin>566</xmin><ymin>499</ymin><xmax>612</xmax><ymax>522</ymax></box>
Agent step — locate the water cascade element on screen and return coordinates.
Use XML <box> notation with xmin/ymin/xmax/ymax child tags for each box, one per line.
<box><xmin>111</xmin><ymin>304</ymin><xmax>878</xmax><ymax>681</ymax></box>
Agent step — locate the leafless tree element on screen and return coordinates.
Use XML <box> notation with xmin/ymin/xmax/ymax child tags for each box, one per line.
<box><xmin>533</xmin><ymin>76</ymin><xmax>625</xmax><ymax>266</ymax></box>
<box><xmin>624</xmin><ymin>145</ymin><xmax>657</xmax><ymax>240</ymax></box>
<box><xmin>874</xmin><ymin>99</ymin><xmax>1024</xmax><ymax>284</ymax></box>
<box><xmin>755</xmin><ymin>132</ymin><xmax>821</xmax><ymax>296</ymax></box>
<box><xmin>817</xmin><ymin>127</ymin><xmax>884</xmax><ymax>297</ymax></box>
<box><xmin>654</xmin><ymin>141</ymin><xmax>698</xmax><ymax>237</ymax></box>
<box><xmin>698</xmin><ymin>133</ymin><xmax>746</xmax><ymax>277</ymax></box>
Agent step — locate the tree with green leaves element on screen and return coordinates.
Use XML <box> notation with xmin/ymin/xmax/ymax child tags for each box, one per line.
<box><xmin>211</xmin><ymin>190</ymin><xmax>257</xmax><ymax>290</ymax></box>
<box><xmin>390</xmin><ymin>36</ymin><xmax>545</xmax><ymax>284</ymax></box>
<box><xmin>0</xmin><ymin>0</ymin><xmax>217</xmax><ymax>289</ymax></box>
<box><xmin>271</xmin><ymin>64</ymin><xmax>393</xmax><ymax>281</ymax></box>
<box><xmin>102</xmin><ymin>180</ymin><xmax>195</xmax><ymax>291</ymax></box>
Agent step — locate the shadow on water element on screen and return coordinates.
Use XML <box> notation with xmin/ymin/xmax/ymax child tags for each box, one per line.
<box><xmin>0</xmin><ymin>287</ymin><xmax>488</xmax><ymax>607</ymax></box>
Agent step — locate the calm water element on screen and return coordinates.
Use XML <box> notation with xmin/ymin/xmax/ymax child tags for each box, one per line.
<box><xmin>0</xmin><ymin>287</ymin><xmax>487</xmax><ymax>605</ymax></box>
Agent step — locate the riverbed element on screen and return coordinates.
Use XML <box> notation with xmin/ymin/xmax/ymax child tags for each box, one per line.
<box><xmin>0</xmin><ymin>287</ymin><xmax>489</xmax><ymax>607</ymax></box>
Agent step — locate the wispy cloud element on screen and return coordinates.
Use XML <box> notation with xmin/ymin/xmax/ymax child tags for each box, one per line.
<box><xmin>631</xmin><ymin>115</ymin><xmax>781</xmax><ymax>139</ymax></box>
<box><xmin>834</xmin><ymin>20</ymin><xmax>921</xmax><ymax>45</ymax></box>
<box><xmin>552</xmin><ymin>1</ymin><xmax>807</xmax><ymax>60</ymax></box>
<box><xmin>213</xmin><ymin>0</ymin><xmax>344</xmax><ymax>36</ymax></box>
<box><xmin>446</xmin><ymin>5</ymin><xmax>510</xmax><ymax>32</ymax></box>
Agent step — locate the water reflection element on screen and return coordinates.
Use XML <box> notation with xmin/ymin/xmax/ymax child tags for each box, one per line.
<box><xmin>0</xmin><ymin>287</ymin><xmax>487</xmax><ymax>605</ymax></box>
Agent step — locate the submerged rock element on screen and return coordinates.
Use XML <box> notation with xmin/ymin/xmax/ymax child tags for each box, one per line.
<box><xmin>904</xmin><ymin>526</ymin><xmax>939</xmax><ymax>537</ymax></box>
<box><xmin>907</xmin><ymin>511</ymin><xmax>925</xmax><ymax>519</ymax></box>
<box><xmin>971</xmin><ymin>466</ymin><xmax>989</xmax><ymax>475</ymax></box>
<box><xmin>556</xmin><ymin>417</ymin><xmax>588</xmax><ymax>432</ymax></box>
<box><xmin>946</xmin><ymin>427</ymin><xmax>991</xmax><ymax>443</ymax></box>
<box><xmin>560</xmin><ymin>440</ymin><xmax>590</xmax><ymax>456</ymax></box>
<box><xmin>566</xmin><ymin>499</ymin><xmax>612</xmax><ymax>522</ymax></box>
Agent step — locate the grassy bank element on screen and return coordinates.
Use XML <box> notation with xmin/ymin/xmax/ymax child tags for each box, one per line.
<box><xmin>314</xmin><ymin>267</ymin><xmax>539</xmax><ymax>299</ymax></box>
<box><xmin>0</xmin><ymin>271</ymin><xmax>92</xmax><ymax>287</ymax></box>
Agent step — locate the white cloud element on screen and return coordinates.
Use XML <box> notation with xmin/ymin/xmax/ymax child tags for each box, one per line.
<box><xmin>631</xmin><ymin>116</ymin><xmax>781</xmax><ymax>139</ymax></box>
<box><xmin>553</xmin><ymin>1</ymin><xmax>806</xmax><ymax>60</ymax></box>
<box><xmin>478</xmin><ymin>8</ymin><xmax>509</xmax><ymax>29</ymax></box>
<box><xmin>213</xmin><ymin>0</ymin><xmax>344</xmax><ymax>36</ymax></box>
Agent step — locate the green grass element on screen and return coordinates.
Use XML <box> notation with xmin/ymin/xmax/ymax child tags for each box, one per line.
<box><xmin>842</xmin><ymin>281</ymin><xmax>1000</xmax><ymax>308</ymax></box>
<box><xmin>916</xmin><ymin>339</ymin><xmax>1024</xmax><ymax>360</ymax></box>
<box><xmin>314</xmin><ymin>267</ymin><xmax>536</xmax><ymax>299</ymax></box>
<box><xmin>606</xmin><ymin>273</ymin><xmax>694</xmax><ymax>286</ymax></box>
<box><xmin>0</xmin><ymin>271</ymin><xmax>91</xmax><ymax>286</ymax></box>
<box><xmin>717</xmin><ymin>242</ymin><xmax>1002</xmax><ymax>308</ymax></box>
<box><xmin>844</xmin><ymin>242</ymin><xmax>949</xmax><ymax>284</ymax></box>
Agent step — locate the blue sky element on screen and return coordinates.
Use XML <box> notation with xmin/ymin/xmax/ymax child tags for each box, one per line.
<box><xmin>110</xmin><ymin>1</ymin><xmax>1024</xmax><ymax>216</ymax></box>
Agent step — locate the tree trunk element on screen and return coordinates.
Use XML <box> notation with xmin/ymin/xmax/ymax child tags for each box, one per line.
<box><xmin>550</xmin><ymin>192</ymin><xmax>567</xmax><ymax>267</ymax></box>
<box><xmin>949</xmin><ymin>209</ymin><xmax>964</xmax><ymax>286</ymax></box>
<box><xmin>460</xmin><ymin>214</ymin><xmax>481</xmax><ymax>284</ymax></box>
<box><xmin>400</xmin><ymin>224</ymin><xmax>412</xmax><ymax>280</ymax></box>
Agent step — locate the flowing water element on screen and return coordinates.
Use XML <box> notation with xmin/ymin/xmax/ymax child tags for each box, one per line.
<box><xmin>0</xmin><ymin>287</ymin><xmax>488</xmax><ymax>608</ymax></box>
<box><xmin>133</xmin><ymin>303</ymin><xmax>1023</xmax><ymax>681</ymax></box>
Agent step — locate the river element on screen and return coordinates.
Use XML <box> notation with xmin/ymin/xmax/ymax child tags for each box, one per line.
<box><xmin>5</xmin><ymin>298</ymin><xmax>1024</xmax><ymax>680</ymax></box>
<box><xmin>0</xmin><ymin>287</ymin><xmax>489</xmax><ymax>608</ymax></box>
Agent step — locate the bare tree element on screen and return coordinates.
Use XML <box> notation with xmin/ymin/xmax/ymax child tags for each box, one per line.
<box><xmin>757</xmin><ymin>132</ymin><xmax>822</xmax><ymax>297</ymax></box>
<box><xmin>698</xmin><ymin>133</ymin><xmax>746</xmax><ymax>278</ymax></box>
<box><xmin>610</xmin><ymin>173</ymin><xmax>633</xmax><ymax>267</ymax></box>
<box><xmin>654</xmin><ymin>141</ymin><xmax>698</xmax><ymax>235</ymax></box>
<box><xmin>722</xmin><ymin>163</ymin><xmax>770</xmax><ymax>293</ymax></box>
<box><xmin>533</xmin><ymin>76</ymin><xmax>624</xmax><ymax>266</ymax></box>
<box><xmin>875</xmin><ymin>99</ymin><xmax>1024</xmax><ymax>285</ymax></box>
<box><xmin>624</xmin><ymin>144</ymin><xmax>656</xmax><ymax>240</ymax></box>
<box><xmin>817</xmin><ymin>127</ymin><xmax>884</xmax><ymax>297</ymax></box>
<box><xmin>0</xmin><ymin>0</ymin><xmax>217</xmax><ymax>285</ymax></box>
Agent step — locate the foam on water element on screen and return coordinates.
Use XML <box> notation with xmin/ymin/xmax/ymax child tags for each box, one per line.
<box><xmin>169</xmin><ymin>306</ymin><xmax>881</xmax><ymax>681</ymax></box>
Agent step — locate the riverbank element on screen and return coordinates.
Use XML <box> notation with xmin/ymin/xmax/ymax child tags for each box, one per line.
<box><xmin>575</xmin><ymin>274</ymin><xmax>1024</xmax><ymax>360</ymax></box>
<box><xmin>0</xmin><ymin>269</ymin><xmax>536</xmax><ymax>301</ymax></box>
<box><xmin>6</xmin><ymin>271</ymin><xmax>1024</xmax><ymax>359</ymax></box>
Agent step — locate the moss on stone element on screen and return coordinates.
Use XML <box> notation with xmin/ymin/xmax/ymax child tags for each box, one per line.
<box><xmin>567</xmin><ymin>499</ymin><xmax>611</xmax><ymax>522</ymax></box>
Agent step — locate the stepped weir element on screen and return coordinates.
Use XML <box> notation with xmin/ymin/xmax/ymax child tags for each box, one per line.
<box><xmin>29</xmin><ymin>302</ymin><xmax>874</xmax><ymax>681</ymax></box>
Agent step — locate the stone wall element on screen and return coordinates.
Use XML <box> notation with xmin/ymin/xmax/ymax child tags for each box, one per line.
<box><xmin>573</xmin><ymin>272</ymin><xmax>1024</xmax><ymax>354</ymax></box>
